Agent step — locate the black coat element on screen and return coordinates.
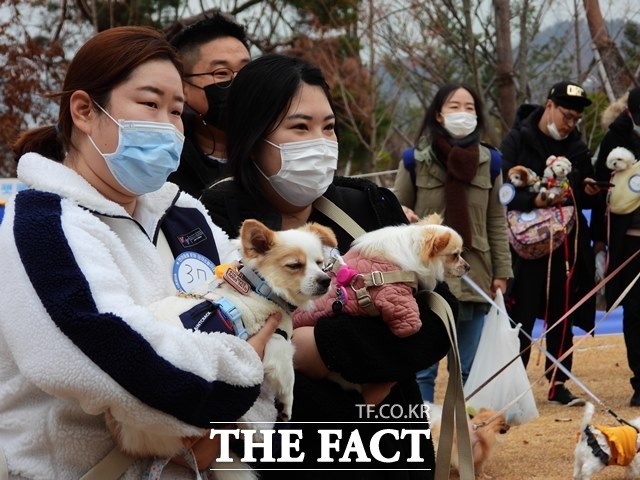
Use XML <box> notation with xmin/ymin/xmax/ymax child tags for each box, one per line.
<box><xmin>500</xmin><ymin>104</ymin><xmax>596</xmax><ymax>332</ymax></box>
<box><xmin>592</xmin><ymin>111</ymin><xmax>640</xmax><ymax>305</ymax></box>
<box><xmin>167</xmin><ymin>112</ymin><xmax>226</xmax><ymax>198</ymax></box>
<box><xmin>200</xmin><ymin>176</ymin><xmax>455</xmax><ymax>479</ymax></box>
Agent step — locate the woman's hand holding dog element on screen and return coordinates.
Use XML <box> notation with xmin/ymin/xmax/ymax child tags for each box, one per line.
<box><xmin>248</xmin><ymin>312</ymin><xmax>281</xmax><ymax>360</ymax></box>
<box><xmin>170</xmin><ymin>314</ymin><xmax>281</xmax><ymax>470</ymax></box>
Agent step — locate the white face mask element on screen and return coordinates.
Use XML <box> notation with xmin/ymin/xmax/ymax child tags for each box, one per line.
<box><xmin>442</xmin><ymin>112</ymin><xmax>477</xmax><ymax>139</ymax></box>
<box><xmin>547</xmin><ymin>121</ymin><xmax>568</xmax><ymax>141</ymax></box>
<box><xmin>259</xmin><ymin>138</ymin><xmax>339</xmax><ymax>207</ymax></box>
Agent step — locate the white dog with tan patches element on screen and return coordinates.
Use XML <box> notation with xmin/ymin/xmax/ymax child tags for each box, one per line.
<box><xmin>294</xmin><ymin>213</ymin><xmax>470</xmax><ymax>338</ymax></box>
<box><xmin>105</xmin><ymin>219</ymin><xmax>337</xmax><ymax>477</ymax></box>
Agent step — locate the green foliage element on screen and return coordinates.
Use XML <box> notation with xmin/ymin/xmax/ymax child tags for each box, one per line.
<box><xmin>81</xmin><ymin>0</ymin><xmax>181</xmax><ymax>30</ymax></box>
<box><xmin>621</xmin><ymin>21</ymin><xmax>640</xmax><ymax>77</ymax></box>
<box><xmin>286</xmin><ymin>0</ymin><xmax>359</xmax><ymax>29</ymax></box>
<box><xmin>582</xmin><ymin>91</ymin><xmax>610</xmax><ymax>155</ymax></box>
<box><xmin>337</xmin><ymin>34</ymin><xmax>360</xmax><ymax>57</ymax></box>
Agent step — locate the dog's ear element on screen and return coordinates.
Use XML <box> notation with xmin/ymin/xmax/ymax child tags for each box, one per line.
<box><xmin>420</xmin><ymin>228</ymin><xmax>452</xmax><ymax>261</ymax></box>
<box><xmin>304</xmin><ymin>223</ymin><xmax>338</xmax><ymax>248</ymax></box>
<box><xmin>417</xmin><ymin>213</ymin><xmax>442</xmax><ymax>226</ymax></box>
<box><xmin>240</xmin><ymin>219</ymin><xmax>276</xmax><ymax>257</ymax></box>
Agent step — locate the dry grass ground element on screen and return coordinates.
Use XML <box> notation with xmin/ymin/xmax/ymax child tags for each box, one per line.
<box><xmin>433</xmin><ymin>333</ymin><xmax>638</xmax><ymax>480</ymax></box>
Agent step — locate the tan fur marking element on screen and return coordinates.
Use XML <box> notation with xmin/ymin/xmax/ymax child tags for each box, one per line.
<box><xmin>417</xmin><ymin>213</ymin><xmax>443</xmax><ymax>226</ymax></box>
<box><xmin>240</xmin><ymin>219</ymin><xmax>276</xmax><ymax>257</ymax></box>
<box><xmin>304</xmin><ymin>223</ymin><xmax>338</xmax><ymax>248</ymax></box>
<box><xmin>432</xmin><ymin>231</ymin><xmax>451</xmax><ymax>255</ymax></box>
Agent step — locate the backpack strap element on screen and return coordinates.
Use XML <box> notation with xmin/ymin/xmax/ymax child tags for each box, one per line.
<box><xmin>401</xmin><ymin>147</ymin><xmax>417</xmax><ymax>188</ymax></box>
<box><xmin>482</xmin><ymin>143</ymin><xmax>503</xmax><ymax>185</ymax></box>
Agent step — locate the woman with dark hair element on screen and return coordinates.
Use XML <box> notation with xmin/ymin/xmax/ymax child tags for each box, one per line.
<box><xmin>393</xmin><ymin>84</ymin><xmax>512</xmax><ymax>403</ymax></box>
<box><xmin>1</xmin><ymin>26</ymin><xmax>277</xmax><ymax>479</ymax></box>
<box><xmin>200</xmin><ymin>53</ymin><xmax>453</xmax><ymax>479</ymax></box>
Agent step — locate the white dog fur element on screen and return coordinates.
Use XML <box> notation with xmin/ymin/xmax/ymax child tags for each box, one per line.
<box><xmin>606</xmin><ymin>146</ymin><xmax>638</xmax><ymax>172</ymax></box>
<box><xmin>541</xmin><ymin>155</ymin><xmax>572</xmax><ymax>202</ymax></box>
<box><xmin>106</xmin><ymin>219</ymin><xmax>337</xmax><ymax>477</ymax></box>
<box><xmin>573</xmin><ymin>402</ymin><xmax>640</xmax><ymax>480</ymax></box>
<box><xmin>347</xmin><ymin>213</ymin><xmax>471</xmax><ymax>291</ymax></box>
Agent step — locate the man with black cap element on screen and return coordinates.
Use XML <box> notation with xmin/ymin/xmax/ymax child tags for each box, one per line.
<box><xmin>166</xmin><ymin>13</ymin><xmax>251</xmax><ymax>197</ymax></box>
<box><xmin>500</xmin><ymin>80</ymin><xmax>601</xmax><ymax>406</ymax></box>
<box><xmin>592</xmin><ymin>86</ymin><xmax>640</xmax><ymax>406</ymax></box>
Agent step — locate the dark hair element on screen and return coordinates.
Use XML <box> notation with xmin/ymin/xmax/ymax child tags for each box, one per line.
<box><xmin>168</xmin><ymin>12</ymin><xmax>249</xmax><ymax>72</ymax></box>
<box><xmin>415</xmin><ymin>83</ymin><xmax>486</xmax><ymax>143</ymax></box>
<box><xmin>225</xmin><ymin>54</ymin><xmax>334</xmax><ymax>194</ymax></box>
<box><xmin>13</xmin><ymin>26</ymin><xmax>182</xmax><ymax>162</ymax></box>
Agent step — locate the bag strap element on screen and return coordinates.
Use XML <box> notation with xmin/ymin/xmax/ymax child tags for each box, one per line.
<box><xmin>313</xmin><ymin>196</ymin><xmax>366</xmax><ymax>238</ymax></box>
<box><xmin>79</xmin><ymin>447</ymin><xmax>135</xmax><ymax>480</ymax></box>
<box><xmin>312</xmin><ymin>194</ymin><xmax>474</xmax><ymax>479</ymax></box>
<box><xmin>426</xmin><ymin>291</ymin><xmax>475</xmax><ymax>480</ymax></box>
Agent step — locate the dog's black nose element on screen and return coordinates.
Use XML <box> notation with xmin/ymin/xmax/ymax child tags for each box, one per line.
<box><xmin>318</xmin><ymin>275</ymin><xmax>331</xmax><ymax>291</ymax></box>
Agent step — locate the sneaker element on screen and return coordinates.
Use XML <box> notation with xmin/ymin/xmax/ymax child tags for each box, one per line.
<box><xmin>548</xmin><ymin>384</ymin><xmax>585</xmax><ymax>406</ymax></box>
<box><xmin>630</xmin><ymin>389</ymin><xmax>640</xmax><ymax>407</ymax></box>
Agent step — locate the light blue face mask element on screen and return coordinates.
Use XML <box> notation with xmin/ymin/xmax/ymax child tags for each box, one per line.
<box><xmin>88</xmin><ymin>103</ymin><xmax>184</xmax><ymax>195</ymax></box>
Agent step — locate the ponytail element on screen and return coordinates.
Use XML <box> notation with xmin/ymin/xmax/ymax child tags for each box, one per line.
<box><xmin>12</xmin><ymin>125</ymin><xmax>65</xmax><ymax>163</ymax></box>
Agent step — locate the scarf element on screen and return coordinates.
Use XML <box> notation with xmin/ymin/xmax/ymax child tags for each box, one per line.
<box><xmin>433</xmin><ymin>135</ymin><xmax>479</xmax><ymax>246</ymax></box>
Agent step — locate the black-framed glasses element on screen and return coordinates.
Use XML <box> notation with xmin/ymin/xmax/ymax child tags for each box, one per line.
<box><xmin>183</xmin><ymin>67</ymin><xmax>239</xmax><ymax>85</ymax></box>
<box><xmin>555</xmin><ymin>105</ymin><xmax>582</xmax><ymax>126</ymax></box>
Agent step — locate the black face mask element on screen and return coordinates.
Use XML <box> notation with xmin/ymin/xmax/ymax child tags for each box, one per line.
<box><xmin>201</xmin><ymin>80</ymin><xmax>232</xmax><ymax>129</ymax></box>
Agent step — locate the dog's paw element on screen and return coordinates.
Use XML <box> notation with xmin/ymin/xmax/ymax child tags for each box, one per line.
<box><xmin>277</xmin><ymin>395</ymin><xmax>293</xmax><ymax>422</ymax></box>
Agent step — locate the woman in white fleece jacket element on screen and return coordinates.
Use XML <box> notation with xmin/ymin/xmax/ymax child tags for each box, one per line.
<box><xmin>0</xmin><ymin>27</ymin><xmax>277</xmax><ymax>479</ymax></box>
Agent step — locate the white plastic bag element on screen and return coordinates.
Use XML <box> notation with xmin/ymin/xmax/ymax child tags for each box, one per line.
<box><xmin>464</xmin><ymin>290</ymin><xmax>538</xmax><ymax>425</ymax></box>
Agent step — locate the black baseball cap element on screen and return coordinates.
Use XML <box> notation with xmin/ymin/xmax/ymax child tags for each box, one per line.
<box><xmin>548</xmin><ymin>81</ymin><xmax>592</xmax><ymax>112</ymax></box>
<box><xmin>627</xmin><ymin>87</ymin><xmax>640</xmax><ymax>125</ymax></box>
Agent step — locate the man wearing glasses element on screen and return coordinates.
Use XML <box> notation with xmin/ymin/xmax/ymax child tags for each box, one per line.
<box><xmin>167</xmin><ymin>13</ymin><xmax>251</xmax><ymax>197</ymax></box>
<box><xmin>500</xmin><ymin>81</ymin><xmax>601</xmax><ymax>407</ymax></box>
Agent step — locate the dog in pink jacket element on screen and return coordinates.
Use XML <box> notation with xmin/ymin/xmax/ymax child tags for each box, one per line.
<box><xmin>293</xmin><ymin>214</ymin><xmax>470</xmax><ymax>337</ymax></box>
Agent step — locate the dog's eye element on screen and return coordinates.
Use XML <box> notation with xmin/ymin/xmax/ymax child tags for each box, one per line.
<box><xmin>286</xmin><ymin>262</ymin><xmax>303</xmax><ymax>271</ymax></box>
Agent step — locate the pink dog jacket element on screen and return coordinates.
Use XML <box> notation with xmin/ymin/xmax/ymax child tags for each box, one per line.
<box><xmin>293</xmin><ymin>251</ymin><xmax>421</xmax><ymax>337</ymax></box>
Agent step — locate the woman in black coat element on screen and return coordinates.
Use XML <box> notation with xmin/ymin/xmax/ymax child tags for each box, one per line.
<box><xmin>200</xmin><ymin>53</ymin><xmax>455</xmax><ymax>479</ymax></box>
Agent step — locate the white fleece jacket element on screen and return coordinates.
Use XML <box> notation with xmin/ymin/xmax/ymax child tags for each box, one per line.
<box><xmin>0</xmin><ymin>153</ymin><xmax>264</xmax><ymax>479</ymax></box>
